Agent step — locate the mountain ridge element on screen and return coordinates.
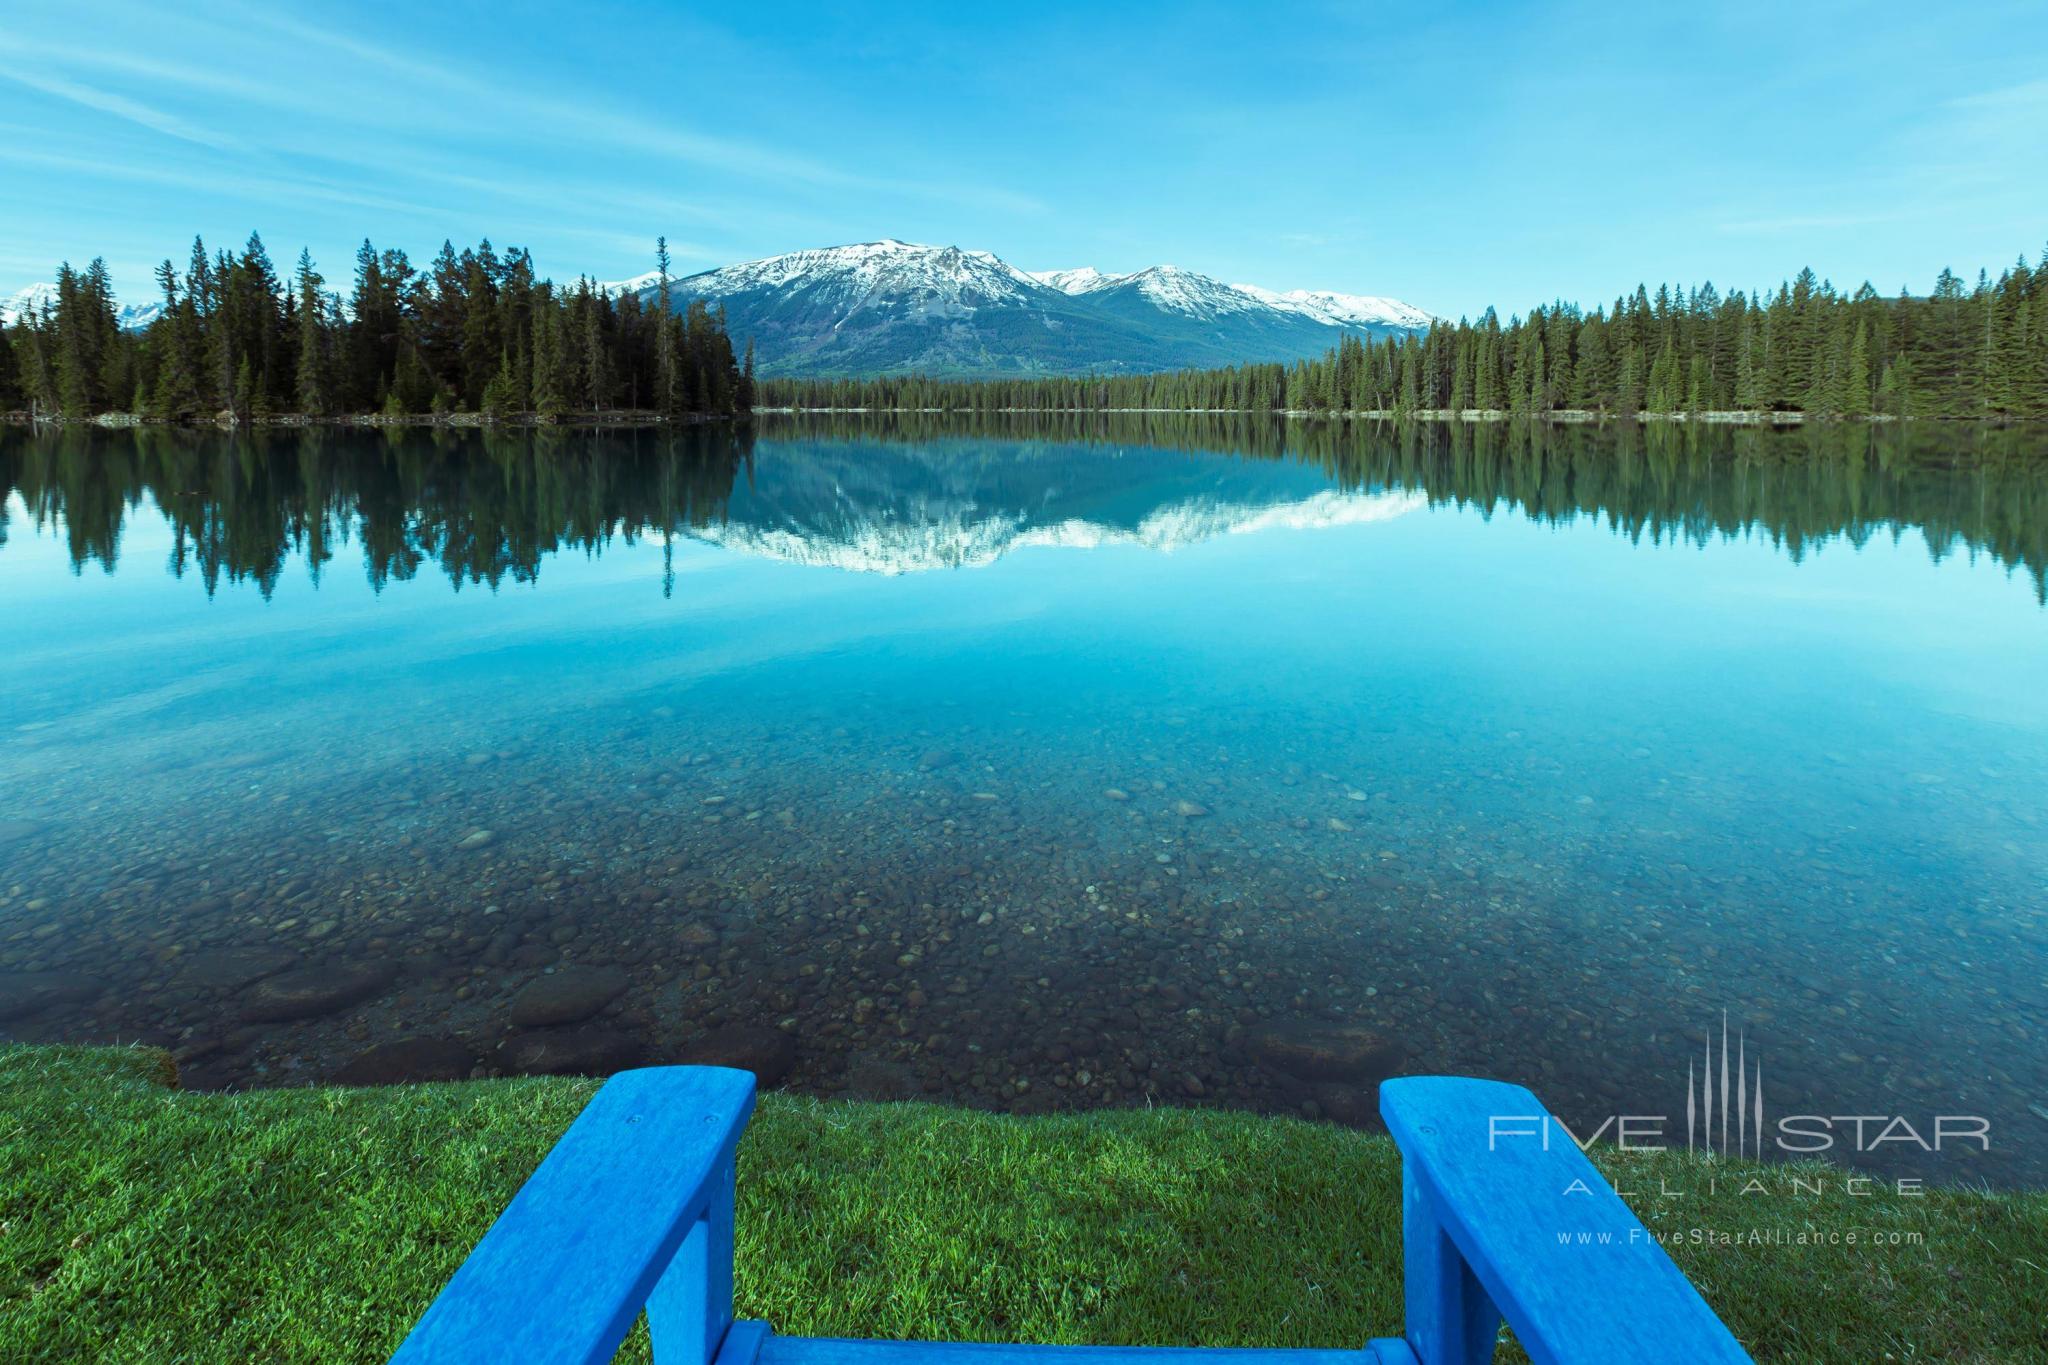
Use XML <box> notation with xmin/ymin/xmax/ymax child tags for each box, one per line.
<box><xmin>638</xmin><ymin>240</ymin><xmax>1429</xmax><ymax>379</ymax></box>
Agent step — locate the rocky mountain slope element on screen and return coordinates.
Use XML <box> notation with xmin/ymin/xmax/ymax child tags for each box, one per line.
<box><xmin>645</xmin><ymin>240</ymin><xmax>1428</xmax><ymax>378</ymax></box>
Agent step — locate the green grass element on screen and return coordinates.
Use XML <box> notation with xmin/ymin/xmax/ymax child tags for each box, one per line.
<box><xmin>1</xmin><ymin>1046</ymin><xmax>2043</xmax><ymax>1363</ymax></box>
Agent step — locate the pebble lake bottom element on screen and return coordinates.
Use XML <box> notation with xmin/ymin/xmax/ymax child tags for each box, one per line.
<box><xmin>1</xmin><ymin>415</ymin><xmax>2044</xmax><ymax>1188</ymax></box>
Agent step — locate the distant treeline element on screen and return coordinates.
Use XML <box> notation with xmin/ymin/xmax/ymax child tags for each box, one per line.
<box><xmin>760</xmin><ymin>250</ymin><xmax>2048</xmax><ymax>420</ymax></box>
<box><xmin>0</xmin><ymin>236</ymin><xmax>754</xmax><ymax>421</ymax></box>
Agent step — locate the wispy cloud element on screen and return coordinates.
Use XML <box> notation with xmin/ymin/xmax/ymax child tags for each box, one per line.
<box><xmin>0</xmin><ymin>146</ymin><xmax>453</xmax><ymax>222</ymax></box>
<box><xmin>0</xmin><ymin>30</ymin><xmax>290</xmax><ymax>105</ymax></box>
<box><xmin>5</xmin><ymin>1</ymin><xmax>1043</xmax><ymax>228</ymax></box>
<box><xmin>0</xmin><ymin>68</ymin><xmax>241</xmax><ymax>150</ymax></box>
<box><xmin>226</xmin><ymin>4</ymin><xmax>1044</xmax><ymax>216</ymax></box>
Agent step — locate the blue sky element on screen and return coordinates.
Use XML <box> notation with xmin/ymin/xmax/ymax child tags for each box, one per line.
<box><xmin>2</xmin><ymin>0</ymin><xmax>2044</xmax><ymax>318</ymax></box>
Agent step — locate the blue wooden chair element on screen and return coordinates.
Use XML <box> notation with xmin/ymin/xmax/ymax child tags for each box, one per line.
<box><xmin>389</xmin><ymin>1068</ymin><xmax>1751</xmax><ymax>1365</ymax></box>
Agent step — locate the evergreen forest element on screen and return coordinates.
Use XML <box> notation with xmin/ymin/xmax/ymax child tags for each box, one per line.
<box><xmin>0</xmin><ymin>236</ymin><xmax>753</xmax><ymax>421</ymax></box>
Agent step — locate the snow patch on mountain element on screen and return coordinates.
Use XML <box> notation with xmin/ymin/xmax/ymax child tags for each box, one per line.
<box><xmin>1234</xmin><ymin>284</ymin><xmax>1434</xmax><ymax>331</ymax></box>
<box><xmin>680</xmin><ymin>239</ymin><xmax>1045</xmax><ymax>307</ymax></box>
<box><xmin>1028</xmin><ymin>263</ymin><xmax>1269</xmax><ymax>318</ymax></box>
<box><xmin>1025</xmin><ymin>262</ymin><xmax>1431</xmax><ymax>329</ymax></box>
<box><xmin>598</xmin><ymin>270</ymin><xmax>663</xmax><ymax>298</ymax></box>
<box><xmin>1116</xmin><ymin>266</ymin><xmax>1270</xmax><ymax>320</ymax></box>
<box><xmin>1026</xmin><ymin>266</ymin><xmax>1115</xmax><ymax>295</ymax></box>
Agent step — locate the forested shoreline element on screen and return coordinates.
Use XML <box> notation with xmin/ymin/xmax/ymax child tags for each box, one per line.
<box><xmin>6</xmin><ymin>239</ymin><xmax>2046</xmax><ymax>424</ymax></box>
<box><xmin>763</xmin><ymin>249</ymin><xmax>2048</xmax><ymax>420</ymax></box>
<box><xmin>0</xmin><ymin>235</ymin><xmax>753</xmax><ymax>422</ymax></box>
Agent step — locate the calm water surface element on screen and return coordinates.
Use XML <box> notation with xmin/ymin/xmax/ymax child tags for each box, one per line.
<box><xmin>2</xmin><ymin>417</ymin><xmax>2045</xmax><ymax>1186</ymax></box>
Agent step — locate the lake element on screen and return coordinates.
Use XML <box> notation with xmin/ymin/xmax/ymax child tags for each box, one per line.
<box><xmin>2</xmin><ymin>416</ymin><xmax>2045</xmax><ymax>1187</ymax></box>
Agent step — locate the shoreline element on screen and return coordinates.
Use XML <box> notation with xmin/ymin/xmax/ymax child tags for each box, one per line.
<box><xmin>755</xmin><ymin>406</ymin><xmax>1829</xmax><ymax>424</ymax></box>
<box><xmin>8</xmin><ymin>407</ymin><xmax>2043</xmax><ymax>430</ymax></box>
<box><xmin>0</xmin><ymin>408</ymin><xmax>745</xmax><ymax>430</ymax></box>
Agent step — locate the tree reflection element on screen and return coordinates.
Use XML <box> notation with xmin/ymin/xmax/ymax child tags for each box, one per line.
<box><xmin>3</xmin><ymin>417</ymin><xmax>2044</xmax><ymax>601</ymax></box>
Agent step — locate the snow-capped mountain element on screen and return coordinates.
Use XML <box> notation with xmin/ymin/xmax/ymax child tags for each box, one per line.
<box><xmin>643</xmin><ymin>240</ymin><xmax>1427</xmax><ymax>378</ymax></box>
<box><xmin>598</xmin><ymin>269</ymin><xmax>663</xmax><ymax>298</ymax></box>
<box><xmin>1027</xmin><ymin>265</ymin><xmax>1433</xmax><ymax>330</ymax></box>
<box><xmin>1233</xmin><ymin>284</ymin><xmax>1434</xmax><ymax>332</ymax></box>
<box><xmin>1028</xmin><ymin>266</ymin><xmax>1115</xmax><ymax>295</ymax></box>
<box><xmin>1025</xmin><ymin>262</ymin><xmax>1433</xmax><ymax>336</ymax></box>
<box><xmin>683</xmin><ymin>240</ymin><xmax>1044</xmax><ymax>304</ymax></box>
<box><xmin>1089</xmin><ymin>265</ymin><xmax>1277</xmax><ymax>320</ymax></box>
<box><xmin>0</xmin><ymin>283</ymin><xmax>58</xmax><ymax>326</ymax></box>
<box><xmin>0</xmin><ymin>282</ymin><xmax>163</xmax><ymax>331</ymax></box>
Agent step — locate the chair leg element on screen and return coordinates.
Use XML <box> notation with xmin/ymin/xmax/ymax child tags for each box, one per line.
<box><xmin>648</xmin><ymin>1151</ymin><xmax>738</xmax><ymax>1365</ymax></box>
<box><xmin>1401</xmin><ymin>1166</ymin><xmax>1502</xmax><ymax>1365</ymax></box>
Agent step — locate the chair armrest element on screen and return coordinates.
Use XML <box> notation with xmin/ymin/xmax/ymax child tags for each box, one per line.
<box><xmin>1379</xmin><ymin>1076</ymin><xmax>1749</xmax><ymax>1365</ymax></box>
<box><xmin>390</xmin><ymin>1065</ymin><xmax>757</xmax><ymax>1365</ymax></box>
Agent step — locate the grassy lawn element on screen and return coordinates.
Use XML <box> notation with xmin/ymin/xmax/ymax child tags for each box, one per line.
<box><xmin>1</xmin><ymin>1045</ymin><xmax>2043</xmax><ymax>1363</ymax></box>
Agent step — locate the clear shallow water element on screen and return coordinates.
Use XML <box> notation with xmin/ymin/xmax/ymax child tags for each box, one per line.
<box><xmin>2</xmin><ymin>418</ymin><xmax>2045</xmax><ymax>1186</ymax></box>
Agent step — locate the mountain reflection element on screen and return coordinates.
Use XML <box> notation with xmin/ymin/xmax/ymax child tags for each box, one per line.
<box><xmin>2</xmin><ymin>416</ymin><xmax>2045</xmax><ymax>599</ymax></box>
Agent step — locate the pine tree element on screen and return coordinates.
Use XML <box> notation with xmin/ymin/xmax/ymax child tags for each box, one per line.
<box><xmin>15</xmin><ymin>303</ymin><xmax>58</xmax><ymax>417</ymax></box>
<box><xmin>1924</xmin><ymin>268</ymin><xmax>1969</xmax><ymax>416</ymax></box>
<box><xmin>481</xmin><ymin>347</ymin><xmax>518</xmax><ymax>421</ymax></box>
<box><xmin>653</xmin><ymin>236</ymin><xmax>680</xmax><ymax>415</ymax></box>
<box><xmin>1573</xmin><ymin>319</ymin><xmax>1610</xmax><ymax>409</ymax></box>
<box><xmin>293</xmin><ymin>249</ymin><xmax>332</xmax><ymax>416</ymax></box>
<box><xmin>1474</xmin><ymin>313</ymin><xmax>1504</xmax><ymax>410</ymax></box>
<box><xmin>1875</xmin><ymin>359</ymin><xmax>1900</xmax><ymax>416</ymax></box>
<box><xmin>233</xmin><ymin>233</ymin><xmax>283</xmax><ymax>412</ymax></box>
<box><xmin>1645</xmin><ymin>339</ymin><xmax>1679</xmax><ymax>415</ymax></box>
<box><xmin>52</xmin><ymin>263</ymin><xmax>104</xmax><ymax>417</ymax></box>
<box><xmin>347</xmin><ymin>238</ymin><xmax>407</xmax><ymax>409</ymax></box>
<box><xmin>83</xmin><ymin>258</ymin><xmax>130</xmax><ymax>408</ymax></box>
<box><xmin>148</xmin><ymin>260</ymin><xmax>201</xmax><ymax>417</ymax></box>
<box><xmin>1618</xmin><ymin>344</ymin><xmax>1644</xmax><ymax>415</ymax></box>
<box><xmin>1987</xmin><ymin>264</ymin><xmax>2030</xmax><ymax>415</ymax></box>
<box><xmin>1843</xmin><ymin>320</ymin><xmax>1872</xmax><ymax>417</ymax></box>
<box><xmin>0</xmin><ymin>317</ymin><xmax>18</xmax><ymax>411</ymax></box>
<box><xmin>460</xmin><ymin>247</ymin><xmax>500</xmax><ymax>408</ymax></box>
<box><xmin>1450</xmin><ymin>332</ymin><xmax>1473</xmax><ymax>411</ymax></box>
<box><xmin>531</xmin><ymin>291</ymin><xmax>570</xmax><ymax>419</ymax></box>
<box><xmin>588</xmin><ymin>295</ymin><xmax>611</xmax><ymax>410</ymax></box>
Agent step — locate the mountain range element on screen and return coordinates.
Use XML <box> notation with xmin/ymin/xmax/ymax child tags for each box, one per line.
<box><xmin>626</xmin><ymin>240</ymin><xmax>1429</xmax><ymax>378</ymax></box>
